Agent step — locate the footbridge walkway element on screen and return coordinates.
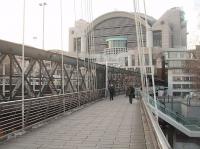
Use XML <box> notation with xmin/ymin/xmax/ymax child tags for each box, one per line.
<box><xmin>0</xmin><ymin>95</ymin><xmax>168</xmax><ymax>149</ymax></box>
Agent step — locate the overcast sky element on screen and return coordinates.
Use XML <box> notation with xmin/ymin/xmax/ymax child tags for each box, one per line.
<box><xmin>0</xmin><ymin>0</ymin><xmax>199</xmax><ymax>51</ymax></box>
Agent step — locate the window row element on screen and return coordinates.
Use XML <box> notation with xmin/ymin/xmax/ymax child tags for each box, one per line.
<box><xmin>106</xmin><ymin>40</ymin><xmax>127</xmax><ymax>48</ymax></box>
<box><xmin>166</xmin><ymin>51</ymin><xmax>192</xmax><ymax>59</ymax></box>
<box><xmin>173</xmin><ymin>76</ymin><xmax>195</xmax><ymax>82</ymax></box>
<box><xmin>173</xmin><ymin>84</ymin><xmax>195</xmax><ymax>89</ymax></box>
<box><xmin>172</xmin><ymin>69</ymin><xmax>191</xmax><ymax>74</ymax></box>
<box><xmin>168</xmin><ymin>61</ymin><xmax>186</xmax><ymax>68</ymax></box>
<box><xmin>173</xmin><ymin>91</ymin><xmax>190</xmax><ymax>97</ymax></box>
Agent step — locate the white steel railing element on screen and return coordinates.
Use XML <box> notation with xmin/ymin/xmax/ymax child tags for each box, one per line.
<box><xmin>0</xmin><ymin>89</ymin><xmax>105</xmax><ymax>140</ymax></box>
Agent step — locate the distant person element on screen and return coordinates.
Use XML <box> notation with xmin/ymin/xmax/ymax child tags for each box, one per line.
<box><xmin>108</xmin><ymin>84</ymin><xmax>115</xmax><ymax>101</ymax></box>
<box><xmin>128</xmin><ymin>86</ymin><xmax>135</xmax><ymax>104</ymax></box>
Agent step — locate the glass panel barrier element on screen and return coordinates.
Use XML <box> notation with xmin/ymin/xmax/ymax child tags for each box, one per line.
<box><xmin>142</xmin><ymin>92</ymin><xmax>200</xmax><ymax>131</ymax></box>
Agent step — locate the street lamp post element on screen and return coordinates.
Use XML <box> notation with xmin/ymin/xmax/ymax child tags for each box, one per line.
<box><xmin>39</xmin><ymin>2</ymin><xmax>47</xmax><ymax>51</ymax></box>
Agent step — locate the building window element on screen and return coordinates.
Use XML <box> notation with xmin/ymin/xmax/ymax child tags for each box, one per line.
<box><xmin>144</xmin><ymin>54</ymin><xmax>149</xmax><ymax>65</ymax></box>
<box><xmin>74</xmin><ymin>37</ymin><xmax>81</xmax><ymax>52</ymax></box>
<box><xmin>182</xmin><ymin>84</ymin><xmax>190</xmax><ymax>89</ymax></box>
<box><xmin>125</xmin><ymin>57</ymin><xmax>128</xmax><ymax>66</ymax></box>
<box><xmin>153</xmin><ymin>59</ymin><xmax>156</xmax><ymax>65</ymax></box>
<box><xmin>182</xmin><ymin>92</ymin><xmax>189</xmax><ymax>97</ymax></box>
<box><xmin>173</xmin><ymin>76</ymin><xmax>182</xmax><ymax>81</ymax></box>
<box><xmin>138</xmin><ymin>56</ymin><xmax>140</xmax><ymax>66</ymax></box>
<box><xmin>168</xmin><ymin>61</ymin><xmax>184</xmax><ymax>68</ymax></box>
<box><xmin>132</xmin><ymin>55</ymin><xmax>135</xmax><ymax>66</ymax></box>
<box><xmin>173</xmin><ymin>92</ymin><xmax>181</xmax><ymax>96</ymax></box>
<box><xmin>169</xmin><ymin>52</ymin><xmax>178</xmax><ymax>58</ymax></box>
<box><xmin>106</xmin><ymin>37</ymin><xmax>127</xmax><ymax>48</ymax></box>
<box><xmin>183</xmin><ymin>77</ymin><xmax>190</xmax><ymax>81</ymax></box>
<box><xmin>153</xmin><ymin>30</ymin><xmax>162</xmax><ymax>47</ymax></box>
<box><xmin>173</xmin><ymin>84</ymin><xmax>181</xmax><ymax>89</ymax></box>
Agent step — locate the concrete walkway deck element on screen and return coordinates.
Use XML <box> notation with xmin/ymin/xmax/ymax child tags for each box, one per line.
<box><xmin>0</xmin><ymin>95</ymin><xmax>148</xmax><ymax>149</ymax></box>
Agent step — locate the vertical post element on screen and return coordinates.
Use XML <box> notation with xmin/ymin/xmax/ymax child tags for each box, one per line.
<box><xmin>164</xmin><ymin>96</ymin><xmax>165</xmax><ymax>105</ymax></box>
<box><xmin>22</xmin><ymin>0</ymin><xmax>26</xmax><ymax>129</ymax></box>
<box><xmin>60</xmin><ymin>0</ymin><xmax>65</xmax><ymax>112</ymax></box>
<box><xmin>76</xmin><ymin>41</ymin><xmax>80</xmax><ymax>106</ymax></box>
<box><xmin>39</xmin><ymin>2</ymin><xmax>47</xmax><ymax>96</ymax></box>
<box><xmin>9</xmin><ymin>55</ymin><xmax>12</xmax><ymax>101</ymax></box>
<box><xmin>171</xmin><ymin>97</ymin><xmax>173</xmax><ymax>110</ymax></box>
<box><xmin>77</xmin><ymin>55</ymin><xmax>79</xmax><ymax>93</ymax></box>
<box><xmin>3</xmin><ymin>62</ymin><xmax>5</xmax><ymax>97</ymax></box>
<box><xmin>105</xmin><ymin>60</ymin><xmax>108</xmax><ymax>98</ymax></box>
<box><xmin>39</xmin><ymin>60</ymin><xmax>42</xmax><ymax>96</ymax></box>
<box><xmin>60</xmin><ymin>0</ymin><xmax>64</xmax><ymax>95</ymax></box>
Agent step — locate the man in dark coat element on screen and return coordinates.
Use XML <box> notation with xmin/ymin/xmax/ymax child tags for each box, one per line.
<box><xmin>128</xmin><ymin>86</ymin><xmax>135</xmax><ymax>104</ymax></box>
<box><xmin>108</xmin><ymin>84</ymin><xmax>115</xmax><ymax>101</ymax></box>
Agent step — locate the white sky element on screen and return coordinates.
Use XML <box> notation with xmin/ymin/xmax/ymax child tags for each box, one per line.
<box><xmin>0</xmin><ymin>0</ymin><xmax>199</xmax><ymax>51</ymax></box>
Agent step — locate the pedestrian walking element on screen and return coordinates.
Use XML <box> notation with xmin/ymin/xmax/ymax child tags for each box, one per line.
<box><xmin>128</xmin><ymin>86</ymin><xmax>135</xmax><ymax>104</ymax></box>
<box><xmin>108</xmin><ymin>84</ymin><xmax>115</xmax><ymax>101</ymax></box>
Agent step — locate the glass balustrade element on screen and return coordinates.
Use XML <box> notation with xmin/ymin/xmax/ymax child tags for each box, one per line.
<box><xmin>142</xmin><ymin>92</ymin><xmax>200</xmax><ymax>131</ymax></box>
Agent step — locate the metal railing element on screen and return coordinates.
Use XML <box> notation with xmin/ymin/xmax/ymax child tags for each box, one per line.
<box><xmin>104</xmin><ymin>47</ymin><xmax>127</xmax><ymax>55</ymax></box>
<box><xmin>148</xmin><ymin>95</ymin><xmax>200</xmax><ymax>131</ymax></box>
<box><xmin>0</xmin><ymin>89</ymin><xmax>105</xmax><ymax>140</ymax></box>
<box><xmin>144</xmin><ymin>93</ymin><xmax>200</xmax><ymax>137</ymax></box>
<box><xmin>140</xmin><ymin>92</ymin><xmax>172</xmax><ymax>149</ymax></box>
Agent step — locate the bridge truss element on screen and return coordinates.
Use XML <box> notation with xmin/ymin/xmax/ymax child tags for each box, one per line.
<box><xmin>0</xmin><ymin>39</ymin><xmax>139</xmax><ymax>101</ymax></box>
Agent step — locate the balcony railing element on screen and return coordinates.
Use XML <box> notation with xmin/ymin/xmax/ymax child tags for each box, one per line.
<box><xmin>104</xmin><ymin>47</ymin><xmax>127</xmax><ymax>55</ymax></box>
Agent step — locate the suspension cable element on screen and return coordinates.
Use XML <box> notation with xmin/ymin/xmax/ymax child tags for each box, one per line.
<box><xmin>133</xmin><ymin>0</ymin><xmax>144</xmax><ymax>91</ymax></box>
<box><xmin>60</xmin><ymin>0</ymin><xmax>64</xmax><ymax>95</ymax></box>
<box><xmin>89</xmin><ymin>0</ymin><xmax>96</xmax><ymax>91</ymax></box>
<box><xmin>133</xmin><ymin>0</ymin><xmax>158</xmax><ymax>121</ymax></box>
<box><xmin>143</xmin><ymin>0</ymin><xmax>158</xmax><ymax>120</ymax></box>
<box><xmin>136</xmin><ymin>0</ymin><xmax>149</xmax><ymax>103</ymax></box>
<box><xmin>73</xmin><ymin>0</ymin><xmax>79</xmax><ymax>94</ymax></box>
<box><xmin>22</xmin><ymin>0</ymin><xmax>26</xmax><ymax>130</ymax></box>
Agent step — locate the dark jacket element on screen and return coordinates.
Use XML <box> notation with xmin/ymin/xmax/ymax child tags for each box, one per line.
<box><xmin>109</xmin><ymin>86</ymin><xmax>115</xmax><ymax>95</ymax></box>
<box><xmin>128</xmin><ymin>87</ymin><xmax>135</xmax><ymax>98</ymax></box>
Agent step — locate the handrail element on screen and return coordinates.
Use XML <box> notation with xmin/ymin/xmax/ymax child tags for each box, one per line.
<box><xmin>144</xmin><ymin>93</ymin><xmax>200</xmax><ymax>137</ymax></box>
<box><xmin>141</xmin><ymin>93</ymin><xmax>172</xmax><ymax>149</ymax></box>
<box><xmin>0</xmin><ymin>89</ymin><xmax>105</xmax><ymax>140</ymax></box>
<box><xmin>148</xmin><ymin>95</ymin><xmax>200</xmax><ymax>130</ymax></box>
<box><xmin>0</xmin><ymin>89</ymin><xmax>100</xmax><ymax>104</ymax></box>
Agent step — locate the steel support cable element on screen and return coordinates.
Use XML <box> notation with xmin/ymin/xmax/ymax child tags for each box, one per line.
<box><xmin>82</xmin><ymin>0</ymin><xmax>86</xmax><ymax>91</ymax></box>
<box><xmin>142</xmin><ymin>0</ymin><xmax>151</xmax><ymax>98</ymax></box>
<box><xmin>86</xmin><ymin>27</ymin><xmax>89</xmax><ymax>91</ymax></box>
<box><xmin>87</xmin><ymin>0</ymin><xmax>91</xmax><ymax>90</ymax></box>
<box><xmin>73</xmin><ymin>0</ymin><xmax>81</xmax><ymax>106</ymax></box>
<box><xmin>134</xmin><ymin>0</ymin><xmax>148</xmax><ymax>98</ymax></box>
<box><xmin>87</xmin><ymin>0</ymin><xmax>92</xmax><ymax>91</ymax></box>
<box><xmin>89</xmin><ymin>0</ymin><xmax>96</xmax><ymax>91</ymax></box>
<box><xmin>134</xmin><ymin>0</ymin><xmax>150</xmax><ymax>111</ymax></box>
<box><xmin>89</xmin><ymin>0</ymin><xmax>94</xmax><ymax>91</ymax></box>
<box><xmin>133</xmin><ymin>0</ymin><xmax>144</xmax><ymax>91</ymax></box>
<box><xmin>85</xmin><ymin>0</ymin><xmax>90</xmax><ymax>90</ymax></box>
<box><xmin>87</xmin><ymin>0</ymin><xmax>93</xmax><ymax>99</ymax></box>
<box><xmin>60</xmin><ymin>0</ymin><xmax>64</xmax><ymax>95</ymax></box>
<box><xmin>137</xmin><ymin>1</ymin><xmax>147</xmax><ymax>96</ymax></box>
<box><xmin>82</xmin><ymin>0</ymin><xmax>87</xmax><ymax>89</ymax></box>
<box><xmin>143</xmin><ymin>0</ymin><xmax>158</xmax><ymax>121</ymax></box>
<box><xmin>136</xmin><ymin>0</ymin><xmax>149</xmax><ymax>104</ymax></box>
<box><xmin>21</xmin><ymin>0</ymin><xmax>26</xmax><ymax>130</ymax></box>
